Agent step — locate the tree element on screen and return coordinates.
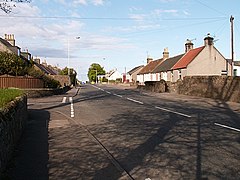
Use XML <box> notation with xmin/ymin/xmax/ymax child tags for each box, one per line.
<box><xmin>0</xmin><ymin>0</ymin><xmax>31</xmax><ymax>14</ymax></box>
<box><xmin>59</xmin><ymin>67</ymin><xmax>77</xmax><ymax>86</ymax></box>
<box><xmin>0</xmin><ymin>51</ymin><xmax>29</xmax><ymax>76</ymax></box>
<box><xmin>87</xmin><ymin>63</ymin><xmax>105</xmax><ymax>83</ymax></box>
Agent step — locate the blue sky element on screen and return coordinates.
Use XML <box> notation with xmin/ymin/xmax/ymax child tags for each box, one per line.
<box><xmin>0</xmin><ymin>0</ymin><xmax>240</xmax><ymax>81</ymax></box>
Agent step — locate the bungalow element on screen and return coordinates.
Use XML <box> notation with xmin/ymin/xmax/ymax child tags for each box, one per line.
<box><xmin>153</xmin><ymin>54</ymin><xmax>184</xmax><ymax>82</ymax></box>
<box><xmin>106</xmin><ymin>69</ymin><xmax>122</xmax><ymax>81</ymax></box>
<box><xmin>127</xmin><ymin>65</ymin><xmax>144</xmax><ymax>83</ymax></box>
<box><xmin>171</xmin><ymin>34</ymin><xmax>231</xmax><ymax>82</ymax></box>
<box><xmin>137</xmin><ymin>48</ymin><xmax>169</xmax><ymax>85</ymax></box>
<box><xmin>137</xmin><ymin>57</ymin><xmax>163</xmax><ymax>85</ymax></box>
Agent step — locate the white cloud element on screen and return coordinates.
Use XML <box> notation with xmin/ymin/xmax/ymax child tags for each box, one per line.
<box><xmin>92</xmin><ymin>0</ymin><xmax>104</xmax><ymax>6</ymax></box>
<box><xmin>73</xmin><ymin>0</ymin><xmax>88</xmax><ymax>5</ymax></box>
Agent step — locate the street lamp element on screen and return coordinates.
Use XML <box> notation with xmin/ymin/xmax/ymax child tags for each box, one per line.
<box><xmin>67</xmin><ymin>36</ymin><xmax>80</xmax><ymax>75</ymax></box>
<box><xmin>94</xmin><ymin>69</ymin><xmax>98</xmax><ymax>84</ymax></box>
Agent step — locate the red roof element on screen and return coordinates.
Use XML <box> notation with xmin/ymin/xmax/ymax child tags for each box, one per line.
<box><xmin>172</xmin><ymin>46</ymin><xmax>204</xmax><ymax>70</ymax></box>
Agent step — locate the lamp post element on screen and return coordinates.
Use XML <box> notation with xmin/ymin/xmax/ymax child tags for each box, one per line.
<box><xmin>67</xmin><ymin>36</ymin><xmax>80</xmax><ymax>76</ymax></box>
<box><xmin>94</xmin><ymin>69</ymin><xmax>98</xmax><ymax>84</ymax></box>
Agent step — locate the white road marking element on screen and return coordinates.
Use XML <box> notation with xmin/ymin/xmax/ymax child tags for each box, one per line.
<box><xmin>127</xmin><ymin>98</ymin><xmax>144</xmax><ymax>105</ymax></box>
<box><xmin>106</xmin><ymin>91</ymin><xmax>111</xmax><ymax>94</ymax></box>
<box><xmin>114</xmin><ymin>94</ymin><xmax>123</xmax><ymax>98</ymax></box>
<box><xmin>62</xmin><ymin>97</ymin><xmax>67</xmax><ymax>103</ymax></box>
<box><xmin>69</xmin><ymin>97</ymin><xmax>74</xmax><ymax>118</ymax></box>
<box><xmin>155</xmin><ymin>106</ymin><xmax>191</xmax><ymax>118</ymax></box>
<box><xmin>214</xmin><ymin>123</ymin><xmax>240</xmax><ymax>132</ymax></box>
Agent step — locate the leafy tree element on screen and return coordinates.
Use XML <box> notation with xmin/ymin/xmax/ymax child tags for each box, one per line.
<box><xmin>87</xmin><ymin>63</ymin><xmax>105</xmax><ymax>83</ymax></box>
<box><xmin>59</xmin><ymin>67</ymin><xmax>77</xmax><ymax>86</ymax></box>
<box><xmin>0</xmin><ymin>51</ymin><xmax>29</xmax><ymax>76</ymax></box>
<box><xmin>0</xmin><ymin>0</ymin><xmax>31</xmax><ymax>13</ymax></box>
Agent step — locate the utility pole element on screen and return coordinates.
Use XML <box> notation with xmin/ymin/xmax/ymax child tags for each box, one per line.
<box><xmin>230</xmin><ymin>15</ymin><xmax>234</xmax><ymax>76</ymax></box>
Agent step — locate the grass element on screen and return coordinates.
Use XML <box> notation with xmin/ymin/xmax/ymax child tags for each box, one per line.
<box><xmin>0</xmin><ymin>88</ymin><xmax>24</xmax><ymax>109</ymax></box>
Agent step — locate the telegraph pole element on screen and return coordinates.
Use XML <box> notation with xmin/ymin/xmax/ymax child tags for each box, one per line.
<box><xmin>230</xmin><ymin>15</ymin><xmax>234</xmax><ymax>76</ymax></box>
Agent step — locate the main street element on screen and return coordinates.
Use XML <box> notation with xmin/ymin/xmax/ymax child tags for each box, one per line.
<box><xmin>8</xmin><ymin>84</ymin><xmax>240</xmax><ymax>179</ymax></box>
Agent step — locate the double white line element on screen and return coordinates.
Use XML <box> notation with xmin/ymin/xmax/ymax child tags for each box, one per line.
<box><xmin>62</xmin><ymin>97</ymin><xmax>74</xmax><ymax>118</ymax></box>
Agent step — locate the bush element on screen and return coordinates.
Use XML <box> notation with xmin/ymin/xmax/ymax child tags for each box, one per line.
<box><xmin>28</xmin><ymin>68</ymin><xmax>61</xmax><ymax>88</ymax></box>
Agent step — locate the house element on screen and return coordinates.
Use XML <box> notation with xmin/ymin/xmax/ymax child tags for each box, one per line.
<box><xmin>127</xmin><ymin>65</ymin><xmax>144</xmax><ymax>83</ymax></box>
<box><xmin>233</xmin><ymin>61</ymin><xmax>240</xmax><ymax>76</ymax></box>
<box><xmin>33</xmin><ymin>59</ymin><xmax>58</xmax><ymax>75</ymax></box>
<box><xmin>137</xmin><ymin>57</ymin><xmax>163</xmax><ymax>85</ymax></box>
<box><xmin>0</xmin><ymin>34</ymin><xmax>21</xmax><ymax>56</ymax></box>
<box><xmin>137</xmin><ymin>48</ymin><xmax>170</xmax><ymax>85</ymax></box>
<box><xmin>171</xmin><ymin>34</ymin><xmax>231</xmax><ymax>82</ymax></box>
<box><xmin>106</xmin><ymin>69</ymin><xmax>122</xmax><ymax>81</ymax></box>
<box><xmin>153</xmin><ymin>54</ymin><xmax>184</xmax><ymax>82</ymax></box>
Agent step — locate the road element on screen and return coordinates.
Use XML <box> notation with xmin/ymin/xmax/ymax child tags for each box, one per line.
<box><xmin>6</xmin><ymin>84</ymin><xmax>240</xmax><ymax>179</ymax></box>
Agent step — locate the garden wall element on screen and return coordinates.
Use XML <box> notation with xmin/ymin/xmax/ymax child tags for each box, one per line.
<box><xmin>0</xmin><ymin>95</ymin><xmax>27</xmax><ymax>175</ymax></box>
<box><xmin>138</xmin><ymin>76</ymin><xmax>240</xmax><ymax>103</ymax></box>
<box><xmin>178</xmin><ymin>76</ymin><xmax>240</xmax><ymax>103</ymax></box>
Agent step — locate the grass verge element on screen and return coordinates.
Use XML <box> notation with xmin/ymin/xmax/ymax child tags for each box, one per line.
<box><xmin>0</xmin><ymin>88</ymin><xmax>24</xmax><ymax>109</ymax></box>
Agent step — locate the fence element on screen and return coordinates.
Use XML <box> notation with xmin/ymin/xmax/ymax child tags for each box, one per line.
<box><xmin>0</xmin><ymin>76</ymin><xmax>44</xmax><ymax>89</ymax></box>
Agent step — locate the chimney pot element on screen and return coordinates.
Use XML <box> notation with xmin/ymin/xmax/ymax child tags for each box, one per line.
<box><xmin>163</xmin><ymin>47</ymin><xmax>169</xmax><ymax>60</ymax></box>
<box><xmin>185</xmin><ymin>39</ymin><xmax>194</xmax><ymax>52</ymax></box>
<box><xmin>204</xmin><ymin>33</ymin><xmax>214</xmax><ymax>46</ymax></box>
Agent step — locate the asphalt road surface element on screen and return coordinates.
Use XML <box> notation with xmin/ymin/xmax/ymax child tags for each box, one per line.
<box><xmin>6</xmin><ymin>84</ymin><xmax>240</xmax><ymax>180</ymax></box>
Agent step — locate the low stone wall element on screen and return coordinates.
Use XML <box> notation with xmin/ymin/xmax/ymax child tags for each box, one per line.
<box><xmin>0</xmin><ymin>95</ymin><xmax>27</xmax><ymax>175</ymax></box>
<box><xmin>178</xmin><ymin>76</ymin><xmax>240</xmax><ymax>103</ymax></box>
<box><xmin>138</xmin><ymin>76</ymin><xmax>240</xmax><ymax>103</ymax></box>
<box><xmin>24</xmin><ymin>86</ymin><xmax>71</xmax><ymax>98</ymax></box>
<box><xmin>138</xmin><ymin>80</ymin><xmax>167</xmax><ymax>93</ymax></box>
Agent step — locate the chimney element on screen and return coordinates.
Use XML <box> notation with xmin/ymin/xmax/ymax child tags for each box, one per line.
<box><xmin>185</xmin><ymin>39</ymin><xmax>194</xmax><ymax>52</ymax></box>
<box><xmin>204</xmin><ymin>33</ymin><xmax>214</xmax><ymax>46</ymax></box>
<box><xmin>163</xmin><ymin>47</ymin><xmax>169</xmax><ymax>60</ymax></box>
<box><xmin>5</xmin><ymin>34</ymin><xmax>15</xmax><ymax>46</ymax></box>
<box><xmin>147</xmin><ymin>57</ymin><xmax>153</xmax><ymax>64</ymax></box>
<box><xmin>34</xmin><ymin>58</ymin><xmax>40</xmax><ymax>64</ymax></box>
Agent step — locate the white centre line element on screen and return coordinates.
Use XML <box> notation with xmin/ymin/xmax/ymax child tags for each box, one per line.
<box><xmin>69</xmin><ymin>97</ymin><xmax>74</xmax><ymax>118</ymax></box>
<box><xmin>62</xmin><ymin>97</ymin><xmax>67</xmax><ymax>103</ymax></box>
<box><xmin>214</xmin><ymin>123</ymin><xmax>240</xmax><ymax>132</ymax></box>
<box><xmin>127</xmin><ymin>98</ymin><xmax>144</xmax><ymax>105</ymax></box>
<box><xmin>106</xmin><ymin>91</ymin><xmax>112</xmax><ymax>94</ymax></box>
<box><xmin>155</xmin><ymin>106</ymin><xmax>191</xmax><ymax>118</ymax></box>
<box><xmin>114</xmin><ymin>94</ymin><xmax>123</xmax><ymax>98</ymax></box>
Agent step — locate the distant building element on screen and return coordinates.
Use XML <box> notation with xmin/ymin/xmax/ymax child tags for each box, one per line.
<box><xmin>137</xmin><ymin>34</ymin><xmax>231</xmax><ymax>84</ymax></box>
<box><xmin>233</xmin><ymin>61</ymin><xmax>240</xmax><ymax>76</ymax></box>
<box><xmin>127</xmin><ymin>65</ymin><xmax>144</xmax><ymax>83</ymax></box>
<box><xmin>0</xmin><ymin>34</ymin><xmax>21</xmax><ymax>56</ymax></box>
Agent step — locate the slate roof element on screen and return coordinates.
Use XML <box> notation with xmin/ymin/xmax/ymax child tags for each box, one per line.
<box><xmin>128</xmin><ymin>65</ymin><xmax>144</xmax><ymax>75</ymax></box>
<box><xmin>153</xmin><ymin>54</ymin><xmax>184</xmax><ymax>73</ymax></box>
<box><xmin>138</xmin><ymin>59</ymin><xmax>163</xmax><ymax>75</ymax></box>
<box><xmin>172</xmin><ymin>46</ymin><xmax>204</xmax><ymax>70</ymax></box>
<box><xmin>0</xmin><ymin>37</ymin><xmax>20</xmax><ymax>55</ymax></box>
<box><xmin>34</xmin><ymin>62</ymin><xmax>57</xmax><ymax>75</ymax></box>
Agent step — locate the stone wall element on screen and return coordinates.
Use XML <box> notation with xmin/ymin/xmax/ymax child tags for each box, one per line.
<box><xmin>0</xmin><ymin>95</ymin><xmax>27</xmax><ymax>175</ymax></box>
<box><xmin>24</xmin><ymin>86</ymin><xmax>71</xmax><ymax>98</ymax></box>
<box><xmin>178</xmin><ymin>76</ymin><xmax>240</xmax><ymax>103</ymax></box>
<box><xmin>49</xmin><ymin>75</ymin><xmax>70</xmax><ymax>86</ymax></box>
<box><xmin>138</xmin><ymin>80</ymin><xmax>167</xmax><ymax>93</ymax></box>
<box><xmin>138</xmin><ymin>76</ymin><xmax>240</xmax><ymax>103</ymax></box>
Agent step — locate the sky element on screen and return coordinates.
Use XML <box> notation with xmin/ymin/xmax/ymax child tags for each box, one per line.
<box><xmin>0</xmin><ymin>0</ymin><xmax>240</xmax><ymax>81</ymax></box>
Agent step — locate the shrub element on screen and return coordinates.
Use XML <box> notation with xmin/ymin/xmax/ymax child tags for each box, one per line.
<box><xmin>28</xmin><ymin>68</ymin><xmax>61</xmax><ymax>88</ymax></box>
